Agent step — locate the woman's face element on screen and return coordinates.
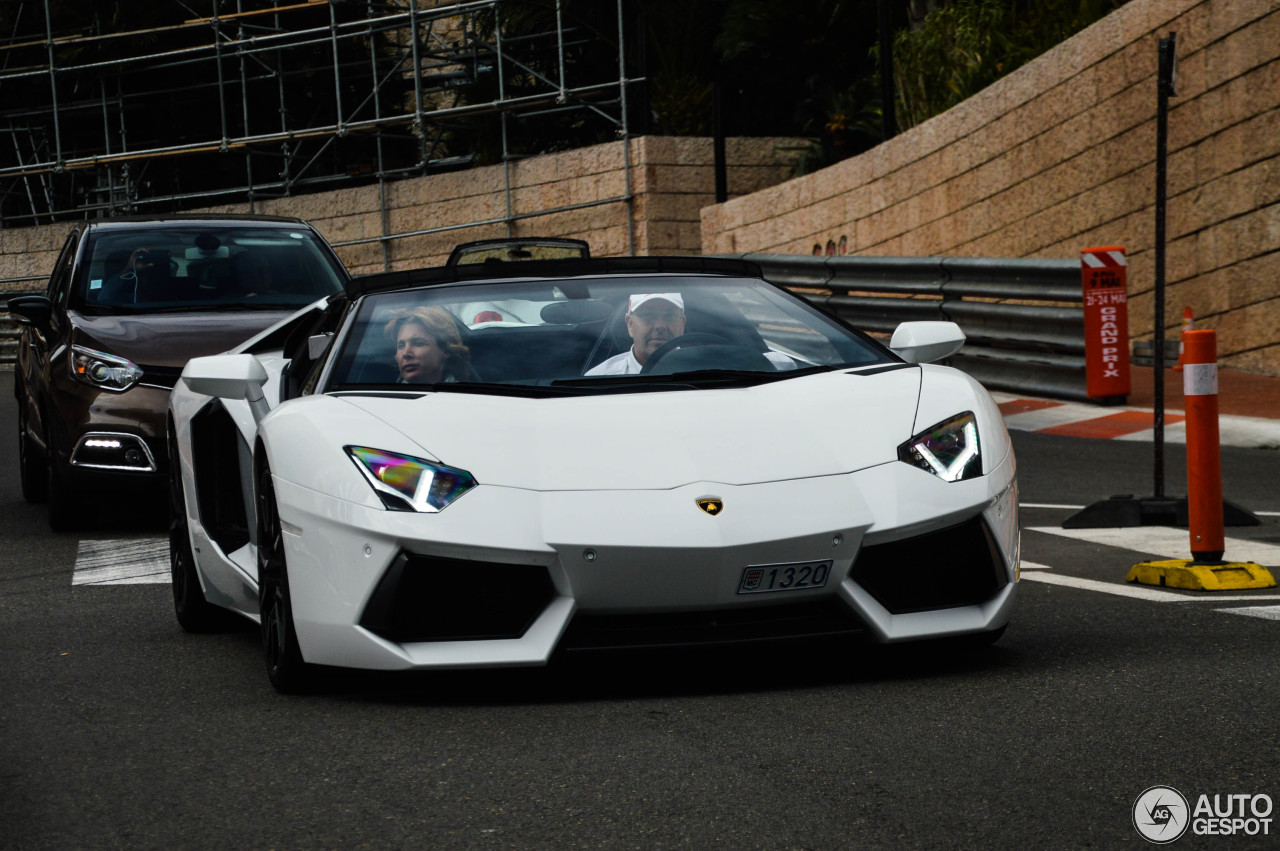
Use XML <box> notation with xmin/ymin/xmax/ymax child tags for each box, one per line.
<box><xmin>395</xmin><ymin>320</ymin><xmax>446</xmax><ymax>383</ymax></box>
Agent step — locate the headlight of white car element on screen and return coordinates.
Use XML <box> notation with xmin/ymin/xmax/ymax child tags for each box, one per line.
<box><xmin>69</xmin><ymin>345</ymin><xmax>143</xmax><ymax>392</ymax></box>
<box><xmin>346</xmin><ymin>446</ymin><xmax>477</xmax><ymax>512</ymax></box>
<box><xmin>897</xmin><ymin>411</ymin><xmax>981</xmax><ymax>482</ymax></box>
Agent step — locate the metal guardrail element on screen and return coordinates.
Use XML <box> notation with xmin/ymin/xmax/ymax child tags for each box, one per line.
<box><xmin>716</xmin><ymin>253</ymin><xmax>1090</xmax><ymax>401</ymax></box>
<box><xmin>2</xmin><ymin>256</ymin><xmax>1093</xmax><ymax>400</ymax></box>
<box><xmin>0</xmin><ymin>291</ymin><xmax>37</xmax><ymax>370</ymax></box>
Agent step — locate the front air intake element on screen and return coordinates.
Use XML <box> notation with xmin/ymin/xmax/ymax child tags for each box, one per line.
<box><xmin>361</xmin><ymin>553</ymin><xmax>556</xmax><ymax>642</ymax></box>
<box><xmin>848</xmin><ymin>517</ymin><xmax>1008</xmax><ymax>614</ymax></box>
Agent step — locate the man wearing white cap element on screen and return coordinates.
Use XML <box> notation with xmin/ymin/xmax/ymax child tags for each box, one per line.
<box><xmin>585</xmin><ymin>292</ymin><xmax>687</xmax><ymax>375</ymax></box>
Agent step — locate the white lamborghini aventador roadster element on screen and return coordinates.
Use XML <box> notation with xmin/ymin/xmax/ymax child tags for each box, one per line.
<box><xmin>168</xmin><ymin>256</ymin><xmax>1019</xmax><ymax>692</ymax></box>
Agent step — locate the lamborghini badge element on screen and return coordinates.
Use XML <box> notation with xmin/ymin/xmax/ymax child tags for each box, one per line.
<box><xmin>697</xmin><ymin>498</ymin><xmax>724</xmax><ymax>516</ymax></box>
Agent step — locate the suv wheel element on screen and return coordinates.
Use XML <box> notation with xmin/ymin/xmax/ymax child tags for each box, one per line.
<box><xmin>46</xmin><ymin>458</ymin><xmax>81</xmax><ymax>532</ymax></box>
<box><xmin>17</xmin><ymin>402</ymin><xmax>48</xmax><ymax>503</ymax></box>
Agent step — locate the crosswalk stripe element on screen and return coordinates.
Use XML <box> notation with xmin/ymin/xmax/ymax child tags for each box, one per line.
<box><xmin>1022</xmin><ymin>571</ymin><xmax>1181</xmax><ymax>600</ymax></box>
<box><xmin>73</xmin><ymin>538</ymin><xmax>169</xmax><ymax>586</ymax></box>
<box><xmin>1218</xmin><ymin>606</ymin><xmax>1280</xmax><ymax>620</ymax></box>
<box><xmin>1026</xmin><ymin>526</ymin><xmax>1280</xmax><ymax>568</ymax></box>
<box><xmin>1022</xmin><ymin>572</ymin><xmax>1280</xmax><ymax>602</ymax></box>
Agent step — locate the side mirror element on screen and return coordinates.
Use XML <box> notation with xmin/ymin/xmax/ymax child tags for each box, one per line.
<box><xmin>182</xmin><ymin>354</ymin><xmax>270</xmax><ymax>424</ymax></box>
<box><xmin>889</xmin><ymin>321</ymin><xmax>966</xmax><ymax>364</ymax></box>
<box><xmin>6</xmin><ymin>294</ymin><xmax>53</xmax><ymax>332</ymax></box>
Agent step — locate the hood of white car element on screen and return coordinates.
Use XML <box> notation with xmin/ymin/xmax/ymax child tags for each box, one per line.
<box><xmin>336</xmin><ymin>368</ymin><xmax>923</xmax><ymax>491</ymax></box>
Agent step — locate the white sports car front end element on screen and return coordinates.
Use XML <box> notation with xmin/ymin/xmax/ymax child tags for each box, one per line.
<box><xmin>168</xmin><ymin>257</ymin><xmax>1018</xmax><ymax>691</ymax></box>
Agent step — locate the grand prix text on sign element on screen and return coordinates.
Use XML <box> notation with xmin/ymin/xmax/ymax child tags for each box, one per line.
<box><xmin>1081</xmin><ymin>246</ymin><xmax>1131</xmax><ymax>399</ymax></box>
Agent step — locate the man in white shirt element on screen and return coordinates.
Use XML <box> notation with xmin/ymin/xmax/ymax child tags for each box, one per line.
<box><xmin>585</xmin><ymin>292</ymin><xmax>687</xmax><ymax>376</ymax></box>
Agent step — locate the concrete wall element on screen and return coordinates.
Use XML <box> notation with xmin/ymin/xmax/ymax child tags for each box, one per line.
<box><xmin>0</xmin><ymin>135</ymin><xmax>801</xmax><ymax>283</ymax></box>
<box><xmin>701</xmin><ymin>0</ymin><xmax>1280</xmax><ymax>375</ymax></box>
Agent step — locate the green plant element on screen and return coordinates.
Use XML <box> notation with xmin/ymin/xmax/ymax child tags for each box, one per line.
<box><xmin>888</xmin><ymin>0</ymin><xmax>1123</xmax><ymax>130</ymax></box>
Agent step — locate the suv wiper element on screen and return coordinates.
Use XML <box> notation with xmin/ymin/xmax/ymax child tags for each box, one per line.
<box><xmin>146</xmin><ymin>302</ymin><xmax>296</xmax><ymax>313</ymax></box>
<box><xmin>74</xmin><ymin>302</ymin><xmax>286</xmax><ymax>315</ymax></box>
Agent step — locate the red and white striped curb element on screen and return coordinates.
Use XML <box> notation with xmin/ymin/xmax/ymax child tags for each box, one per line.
<box><xmin>991</xmin><ymin>392</ymin><xmax>1280</xmax><ymax>449</ymax></box>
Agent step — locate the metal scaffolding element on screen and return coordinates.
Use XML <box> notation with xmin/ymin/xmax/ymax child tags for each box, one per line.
<box><xmin>0</xmin><ymin>0</ymin><xmax>638</xmax><ymax>262</ymax></box>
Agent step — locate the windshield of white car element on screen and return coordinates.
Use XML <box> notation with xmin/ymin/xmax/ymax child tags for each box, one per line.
<box><xmin>324</xmin><ymin>275</ymin><xmax>893</xmax><ymax>394</ymax></box>
<box><xmin>70</xmin><ymin>227</ymin><xmax>347</xmax><ymax>314</ymax></box>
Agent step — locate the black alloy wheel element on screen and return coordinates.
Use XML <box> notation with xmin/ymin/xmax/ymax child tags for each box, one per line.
<box><xmin>257</xmin><ymin>462</ymin><xmax>312</xmax><ymax>693</ymax></box>
<box><xmin>170</xmin><ymin>429</ymin><xmax>234</xmax><ymax>632</ymax></box>
<box><xmin>17</xmin><ymin>398</ymin><xmax>48</xmax><ymax>503</ymax></box>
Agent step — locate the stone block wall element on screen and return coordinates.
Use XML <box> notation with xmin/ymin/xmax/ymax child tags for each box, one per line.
<box><xmin>701</xmin><ymin>0</ymin><xmax>1280</xmax><ymax>375</ymax></box>
<box><xmin>0</xmin><ymin>136</ymin><xmax>801</xmax><ymax>287</ymax></box>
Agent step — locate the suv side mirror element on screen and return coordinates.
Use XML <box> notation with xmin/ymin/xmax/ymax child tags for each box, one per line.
<box><xmin>6</xmin><ymin>295</ymin><xmax>53</xmax><ymax>332</ymax></box>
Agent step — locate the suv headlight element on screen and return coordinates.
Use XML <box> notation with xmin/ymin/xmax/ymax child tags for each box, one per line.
<box><xmin>346</xmin><ymin>446</ymin><xmax>477</xmax><ymax>512</ymax></box>
<box><xmin>898</xmin><ymin>412</ymin><xmax>981</xmax><ymax>482</ymax></box>
<box><xmin>70</xmin><ymin>345</ymin><xmax>143</xmax><ymax>392</ymax></box>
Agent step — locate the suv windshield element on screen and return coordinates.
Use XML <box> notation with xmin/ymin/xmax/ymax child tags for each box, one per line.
<box><xmin>71</xmin><ymin>226</ymin><xmax>347</xmax><ymax>313</ymax></box>
<box><xmin>325</xmin><ymin>275</ymin><xmax>892</xmax><ymax>393</ymax></box>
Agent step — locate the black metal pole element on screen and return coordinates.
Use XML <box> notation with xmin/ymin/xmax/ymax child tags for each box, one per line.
<box><xmin>713</xmin><ymin>79</ymin><xmax>727</xmax><ymax>204</ymax></box>
<box><xmin>878</xmin><ymin>0</ymin><xmax>897</xmax><ymax>140</ymax></box>
<box><xmin>1153</xmin><ymin>33</ymin><xmax>1176</xmax><ymax>499</ymax></box>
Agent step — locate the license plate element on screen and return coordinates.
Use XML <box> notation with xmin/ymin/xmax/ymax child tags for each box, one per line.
<box><xmin>737</xmin><ymin>560</ymin><xmax>832</xmax><ymax>595</ymax></box>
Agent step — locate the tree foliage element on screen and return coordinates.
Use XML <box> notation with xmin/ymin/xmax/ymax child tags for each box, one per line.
<box><xmin>474</xmin><ymin>0</ymin><xmax>1122</xmax><ymax>174</ymax></box>
<box><xmin>890</xmin><ymin>0</ymin><xmax>1125</xmax><ymax>131</ymax></box>
<box><xmin>0</xmin><ymin>0</ymin><xmax>1131</xmax><ymax>222</ymax></box>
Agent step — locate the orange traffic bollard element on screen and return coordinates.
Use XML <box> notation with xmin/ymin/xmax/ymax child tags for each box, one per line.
<box><xmin>1173</xmin><ymin>306</ymin><xmax>1194</xmax><ymax>370</ymax></box>
<box><xmin>1126</xmin><ymin>326</ymin><xmax>1274</xmax><ymax>590</ymax></box>
<box><xmin>1182</xmin><ymin>329</ymin><xmax>1223</xmax><ymax>563</ymax></box>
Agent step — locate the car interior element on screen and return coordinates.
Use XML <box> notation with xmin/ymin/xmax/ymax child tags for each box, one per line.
<box><xmin>334</xmin><ymin>287</ymin><xmax>783</xmax><ymax>388</ymax></box>
<box><xmin>81</xmin><ymin>240</ymin><xmax>336</xmax><ymax>308</ymax></box>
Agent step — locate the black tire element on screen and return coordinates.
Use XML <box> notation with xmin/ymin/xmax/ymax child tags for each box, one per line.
<box><xmin>257</xmin><ymin>463</ymin><xmax>313</xmax><ymax>693</ymax></box>
<box><xmin>170</xmin><ymin>442</ymin><xmax>235</xmax><ymax>632</ymax></box>
<box><xmin>46</xmin><ymin>457</ymin><xmax>80</xmax><ymax>533</ymax></box>
<box><xmin>17</xmin><ymin>401</ymin><xmax>48</xmax><ymax>504</ymax></box>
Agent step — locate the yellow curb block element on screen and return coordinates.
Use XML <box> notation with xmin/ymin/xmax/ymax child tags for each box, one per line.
<box><xmin>1127</xmin><ymin>559</ymin><xmax>1277</xmax><ymax>591</ymax></box>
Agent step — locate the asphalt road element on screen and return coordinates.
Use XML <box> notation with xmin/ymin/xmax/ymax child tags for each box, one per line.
<box><xmin>3</xmin><ymin>370</ymin><xmax>1280</xmax><ymax>850</ymax></box>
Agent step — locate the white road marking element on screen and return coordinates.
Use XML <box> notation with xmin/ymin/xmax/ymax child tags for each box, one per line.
<box><xmin>1020</xmin><ymin>561</ymin><xmax>1053</xmax><ymax>570</ymax></box>
<box><xmin>1026</xmin><ymin>526</ymin><xmax>1280</xmax><ymax>567</ymax></box>
<box><xmin>72</xmin><ymin>538</ymin><xmax>169</xmax><ymax>586</ymax></box>
<box><xmin>1021</xmin><ymin>572</ymin><xmax>1280</xmax><ymax>603</ymax></box>
<box><xmin>1022</xmin><ymin>572</ymin><xmax>1186</xmax><ymax>601</ymax></box>
<box><xmin>1218</xmin><ymin>606</ymin><xmax>1280</xmax><ymax>621</ymax></box>
<box><xmin>1022</xmin><ymin>505</ymin><xmax>1280</xmax><ymax>518</ymax></box>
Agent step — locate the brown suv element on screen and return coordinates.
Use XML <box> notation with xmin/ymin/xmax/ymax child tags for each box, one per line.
<box><xmin>8</xmin><ymin>214</ymin><xmax>350</xmax><ymax>530</ymax></box>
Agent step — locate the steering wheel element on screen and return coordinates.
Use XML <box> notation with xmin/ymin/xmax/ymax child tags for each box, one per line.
<box><xmin>639</xmin><ymin>332</ymin><xmax>730</xmax><ymax>374</ymax></box>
